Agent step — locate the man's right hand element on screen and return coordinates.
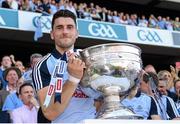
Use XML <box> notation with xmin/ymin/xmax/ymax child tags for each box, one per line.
<box><xmin>67</xmin><ymin>53</ymin><xmax>85</xmax><ymax>80</ymax></box>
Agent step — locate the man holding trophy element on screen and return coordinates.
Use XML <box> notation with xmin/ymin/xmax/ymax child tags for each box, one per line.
<box><xmin>32</xmin><ymin>10</ymin><xmax>98</xmax><ymax>123</ymax></box>
<box><xmin>33</xmin><ymin>9</ymin><xmax>145</xmax><ymax>123</ymax></box>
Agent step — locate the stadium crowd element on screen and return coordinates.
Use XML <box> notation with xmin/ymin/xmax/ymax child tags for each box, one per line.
<box><xmin>0</xmin><ymin>0</ymin><xmax>180</xmax><ymax>31</ymax></box>
<box><xmin>0</xmin><ymin>52</ymin><xmax>180</xmax><ymax>122</ymax></box>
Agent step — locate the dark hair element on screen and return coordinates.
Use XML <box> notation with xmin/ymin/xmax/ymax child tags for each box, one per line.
<box><xmin>51</xmin><ymin>10</ymin><xmax>77</xmax><ymax>29</ymax></box>
<box><xmin>143</xmin><ymin>72</ymin><xmax>159</xmax><ymax>86</ymax></box>
<box><xmin>143</xmin><ymin>73</ymin><xmax>150</xmax><ymax>83</ymax></box>
<box><xmin>3</xmin><ymin>67</ymin><xmax>22</xmax><ymax>81</ymax></box>
<box><xmin>19</xmin><ymin>83</ymin><xmax>33</xmax><ymax>94</ymax></box>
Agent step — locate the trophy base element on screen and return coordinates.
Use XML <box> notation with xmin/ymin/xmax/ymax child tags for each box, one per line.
<box><xmin>95</xmin><ymin>95</ymin><xmax>143</xmax><ymax>120</ymax></box>
<box><xmin>96</xmin><ymin>106</ymin><xmax>143</xmax><ymax>119</ymax></box>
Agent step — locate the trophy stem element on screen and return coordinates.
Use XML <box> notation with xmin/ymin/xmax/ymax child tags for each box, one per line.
<box><xmin>96</xmin><ymin>86</ymin><xmax>143</xmax><ymax>119</ymax></box>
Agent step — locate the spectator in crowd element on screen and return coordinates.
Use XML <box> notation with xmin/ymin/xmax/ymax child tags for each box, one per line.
<box><xmin>173</xmin><ymin>17</ymin><xmax>180</xmax><ymax>31</ymax></box>
<box><xmin>165</xmin><ymin>16</ymin><xmax>173</xmax><ymax>31</ymax></box>
<box><xmin>128</xmin><ymin>14</ymin><xmax>138</xmax><ymax>26</ymax></box>
<box><xmin>10</xmin><ymin>54</ymin><xmax>26</xmax><ymax>74</ymax></box>
<box><xmin>122</xmin><ymin>84</ymin><xmax>161</xmax><ymax>120</ymax></box>
<box><xmin>148</xmin><ymin>14</ymin><xmax>158</xmax><ymax>28</ymax></box>
<box><xmin>119</xmin><ymin>14</ymin><xmax>128</xmax><ymax>25</ymax></box>
<box><xmin>91</xmin><ymin>9</ymin><xmax>101</xmax><ymax>21</ymax></box>
<box><xmin>2</xmin><ymin>67</ymin><xmax>21</xmax><ymax>93</ymax></box>
<box><xmin>65</xmin><ymin>1</ymin><xmax>77</xmax><ymax>17</ymax></box>
<box><xmin>1</xmin><ymin>67</ymin><xmax>23</xmax><ymax>122</ymax></box>
<box><xmin>14</xmin><ymin>60</ymin><xmax>25</xmax><ymax>74</ymax></box>
<box><xmin>107</xmin><ymin>10</ymin><xmax>113</xmax><ymax>23</ymax></box>
<box><xmin>146</xmin><ymin>72</ymin><xmax>179</xmax><ymax>120</ymax></box>
<box><xmin>0</xmin><ymin>94</ymin><xmax>11</xmax><ymax>122</ymax></box>
<box><xmin>112</xmin><ymin>11</ymin><xmax>119</xmax><ymax>24</ymax></box>
<box><xmin>89</xmin><ymin>2</ymin><xmax>95</xmax><ymax>14</ymax></box>
<box><xmin>157</xmin><ymin>16</ymin><xmax>166</xmax><ymax>29</ymax></box>
<box><xmin>0</xmin><ymin>82</ymin><xmax>10</xmax><ymax>122</ymax></box>
<box><xmin>38</xmin><ymin>0</ymin><xmax>51</xmax><ymax>15</ymax></box>
<box><xmin>32</xmin><ymin>10</ymin><xmax>98</xmax><ymax>123</ymax></box>
<box><xmin>83</xmin><ymin>8</ymin><xmax>92</xmax><ymax>20</ymax></box>
<box><xmin>169</xmin><ymin>65</ymin><xmax>180</xmax><ymax>93</ymax></box>
<box><xmin>1</xmin><ymin>0</ymin><xmax>18</xmax><ymax>9</ymax></box>
<box><xmin>19</xmin><ymin>0</ymin><xmax>31</xmax><ymax>11</ymax></box>
<box><xmin>174</xmin><ymin>79</ymin><xmax>180</xmax><ymax>114</ymax></box>
<box><xmin>144</xmin><ymin>64</ymin><xmax>157</xmax><ymax>74</ymax></box>
<box><xmin>138</xmin><ymin>15</ymin><xmax>148</xmax><ymax>27</ymax></box>
<box><xmin>49</xmin><ymin>0</ymin><xmax>57</xmax><ymax>14</ymax></box>
<box><xmin>57</xmin><ymin>0</ymin><xmax>65</xmax><ymax>10</ymax></box>
<box><xmin>76</xmin><ymin>3</ymin><xmax>85</xmax><ymax>19</ymax></box>
<box><xmin>11</xmin><ymin>83</ymin><xmax>38</xmax><ymax>123</ymax></box>
<box><xmin>1</xmin><ymin>0</ymin><xmax>180</xmax><ymax>32</ymax></box>
<box><xmin>2</xmin><ymin>67</ymin><xmax>23</xmax><ymax>112</ymax></box>
<box><xmin>158</xmin><ymin>70</ymin><xmax>174</xmax><ymax>91</ymax></box>
<box><xmin>22</xmin><ymin>53</ymin><xmax>42</xmax><ymax>84</ymax></box>
<box><xmin>99</xmin><ymin>7</ymin><xmax>108</xmax><ymax>22</ymax></box>
<box><xmin>157</xmin><ymin>79</ymin><xmax>177</xmax><ymax>102</ymax></box>
<box><xmin>0</xmin><ymin>55</ymin><xmax>12</xmax><ymax>89</ymax></box>
<box><xmin>30</xmin><ymin>0</ymin><xmax>42</xmax><ymax>13</ymax></box>
<box><xmin>158</xmin><ymin>80</ymin><xmax>179</xmax><ymax>120</ymax></box>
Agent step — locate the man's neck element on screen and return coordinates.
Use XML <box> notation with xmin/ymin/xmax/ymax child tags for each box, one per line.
<box><xmin>26</xmin><ymin>103</ymin><xmax>34</xmax><ymax>110</ymax></box>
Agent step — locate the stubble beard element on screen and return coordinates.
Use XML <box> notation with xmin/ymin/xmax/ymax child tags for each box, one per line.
<box><xmin>57</xmin><ymin>40</ymin><xmax>75</xmax><ymax>50</ymax></box>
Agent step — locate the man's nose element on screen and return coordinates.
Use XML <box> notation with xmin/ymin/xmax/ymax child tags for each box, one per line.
<box><xmin>62</xmin><ymin>28</ymin><xmax>69</xmax><ymax>34</ymax></box>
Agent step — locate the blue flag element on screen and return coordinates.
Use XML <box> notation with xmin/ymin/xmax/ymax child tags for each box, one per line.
<box><xmin>34</xmin><ymin>17</ymin><xmax>43</xmax><ymax>41</ymax></box>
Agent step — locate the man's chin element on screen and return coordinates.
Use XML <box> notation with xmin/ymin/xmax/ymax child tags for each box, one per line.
<box><xmin>61</xmin><ymin>44</ymin><xmax>74</xmax><ymax>49</ymax></box>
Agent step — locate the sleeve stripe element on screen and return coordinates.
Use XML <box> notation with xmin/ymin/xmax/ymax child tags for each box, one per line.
<box><xmin>167</xmin><ymin>97</ymin><xmax>180</xmax><ymax>117</ymax></box>
<box><xmin>33</xmin><ymin>54</ymin><xmax>51</xmax><ymax>91</ymax></box>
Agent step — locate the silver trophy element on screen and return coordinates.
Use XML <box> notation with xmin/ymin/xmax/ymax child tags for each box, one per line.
<box><xmin>79</xmin><ymin>43</ymin><xmax>143</xmax><ymax>119</ymax></box>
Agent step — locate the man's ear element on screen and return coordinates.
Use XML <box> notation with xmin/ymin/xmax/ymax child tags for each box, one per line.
<box><xmin>76</xmin><ymin>30</ymin><xmax>79</xmax><ymax>39</ymax></box>
<box><xmin>19</xmin><ymin>94</ymin><xmax>23</xmax><ymax>100</ymax></box>
<box><xmin>50</xmin><ymin>31</ymin><xmax>54</xmax><ymax>40</ymax></box>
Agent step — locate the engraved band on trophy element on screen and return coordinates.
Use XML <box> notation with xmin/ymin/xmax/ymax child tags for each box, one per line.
<box><xmin>79</xmin><ymin>43</ymin><xmax>143</xmax><ymax>119</ymax></box>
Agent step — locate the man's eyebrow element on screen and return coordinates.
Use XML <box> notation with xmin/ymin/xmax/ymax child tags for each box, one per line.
<box><xmin>55</xmin><ymin>24</ymin><xmax>74</xmax><ymax>27</ymax></box>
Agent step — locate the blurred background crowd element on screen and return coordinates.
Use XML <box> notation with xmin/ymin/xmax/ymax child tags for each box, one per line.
<box><xmin>0</xmin><ymin>0</ymin><xmax>180</xmax><ymax>31</ymax></box>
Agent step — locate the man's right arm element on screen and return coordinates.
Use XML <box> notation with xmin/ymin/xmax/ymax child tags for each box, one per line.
<box><xmin>34</xmin><ymin>54</ymin><xmax>85</xmax><ymax>121</ymax></box>
<box><xmin>37</xmin><ymin>80</ymin><xmax>79</xmax><ymax>121</ymax></box>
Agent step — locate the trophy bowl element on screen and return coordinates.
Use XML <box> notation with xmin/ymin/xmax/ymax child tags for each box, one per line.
<box><xmin>79</xmin><ymin>43</ymin><xmax>143</xmax><ymax>119</ymax></box>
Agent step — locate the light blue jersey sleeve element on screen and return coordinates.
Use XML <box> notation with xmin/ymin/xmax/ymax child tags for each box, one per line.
<box><xmin>2</xmin><ymin>93</ymin><xmax>23</xmax><ymax>111</ymax></box>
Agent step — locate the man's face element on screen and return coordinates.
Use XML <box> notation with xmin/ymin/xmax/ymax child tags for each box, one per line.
<box><xmin>159</xmin><ymin>72</ymin><xmax>171</xmax><ymax>82</ymax></box>
<box><xmin>15</xmin><ymin>61</ymin><xmax>24</xmax><ymax>72</ymax></box>
<box><xmin>1</xmin><ymin>56</ymin><xmax>12</xmax><ymax>69</ymax></box>
<box><xmin>175</xmin><ymin>81</ymin><xmax>180</xmax><ymax>96</ymax></box>
<box><xmin>50</xmin><ymin>17</ymin><xmax>78</xmax><ymax>51</ymax></box>
<box><xmin>6</xmin><ymin>70</ymin><xmax>19</xmax><ymax>85</ymax></box>
<box><xmin>158</xmin><ymin>80</ymin><xmax>167</xmax><ymax>95</ymax></box>
<box><xmin>20</xmin><ymin>86</ymin><xmax>34</xmax><ymax>105</ymax></box>
<box><xmin>139</xmin><ymin>73</ymin><xmax>149</xmax><ymax>93</ymax></box>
